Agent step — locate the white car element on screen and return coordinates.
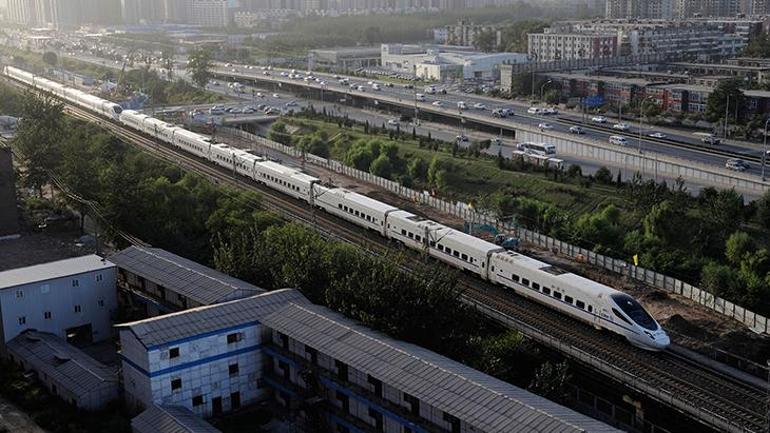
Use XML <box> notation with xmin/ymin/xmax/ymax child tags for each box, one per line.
<box><xmin>569</xmin><ymin>126</ymin><xmax>584</xmax><ymax>134</ymax></box>
<box><xmin>432</xmin><ymin>101</ymin><xmax>443</xmax><ymax>107</ymax></box>
<box><xmin>456</xmin><ymin>135</ymin><xmax>469</xmax><ymax>143</ymax></box>
<box><xmin>613</xmin><ymin>123</ymin><xmax>631</xmax><ymax>131</ymax></box>
<box><xmin>473</xmin><ymin>103</ymin><xmax>486</xmax><ymax>110</ymax></box>
<box><xmin>648</xmin><ymin>132</ymin><xmax>667</xmax><ymax>139</ymax></box>
<box><xmin>285</xmin><ymin>100</ymin><xmax>298</xmax><ymax>106</ymax></box>
<box><xmin>256</xmin><ymin>92</ymin><xmax>264</xmax><ymax>98</ymax></box>
<box><xmin>538</xmin><ymin>123</ymin><xmax>553</xmax><ymax>130</ymax></box>
<box><xmin>592</xmin><ymin>116</ymin><xmax>608</xmax><ymax>123</ymax></box>
<box><xmin>387</xmin><ymin>119</ymin><xmax>400</xmax><ymax>126</ymax></box>
<box><xmin>272</xmin><ymin>93</ymin><xmax>281</xmax><ymax>98</ymax></box>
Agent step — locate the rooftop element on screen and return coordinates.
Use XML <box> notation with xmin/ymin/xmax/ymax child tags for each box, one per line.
<box><xmin>117</xmin><ymin>289</ymin><xmax>309</xmax><ymax>349</ymax></box>
<box><xmin>7</xmin><ymin>331</ymin><xmax>117</xmax><ymax>397</ymax></box>
<box><xmin>546</xmin><ymin>73</ymin><xmax>659</xmax><ymax>87</ymax></box>
<box><xmin>0</xmin><ymin>255</ymin><xmax>114</xmax><ymax>290</ymax></box>
<box><xmin>262</xmin><ymin>303</ymin><xmax>621</xmax><ymax>433</ymax></box>
<box><xmin>109</xmin><ymin>246</ymin><xmax>264</xmax><ymax>306</ymax></box>
<box><xmin>132</xmin><ymin>404</ymin><xmax>222</xmax><ymax>433</ymax></box>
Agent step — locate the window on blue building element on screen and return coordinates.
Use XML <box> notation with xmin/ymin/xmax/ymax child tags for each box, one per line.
<box><xmin>192</xmin><ymin>395</ymin><xmax>203</xmax><ymax>406</ymax></box>
<box><xmin>229</xmin><ymin>363</ymin><xmax>239</xmax><ymax>377</ymax></box>
<box><xmin>335</xmin><ymin>359</ymin><xmax>348</xmax><ymax>381</ymax></box>
<box><xmin>403</xmin><ymin>392</ymin><xmax>420</xmax><ymax>416</ymax></box>
<box><xmin>368</xmin><ymin>408</ymin><xmax>384</xmax><ymax>432</ymax></box>
<box><xmin>367</xmin><ymin>375</ymin><xmax>382</xmax><ymax>398</ymax></box>
<box><xmin>169</xmin><ymin>347</ymin><xmax>180</xmax><ymax>359</ymax></box>
<box><xmin>443</xmin><ymin>412</ymin><xmax>461</xmax><ymax>433</ymax></box>
<box><xmin>171</xmin><ymin>378</ymin><xmax>182</xmax><ymax>391</ymax></box>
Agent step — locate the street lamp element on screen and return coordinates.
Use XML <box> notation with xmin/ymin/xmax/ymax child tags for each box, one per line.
<box><xmin>540</xmin><ymin>79</ymin><xmax>553</xmax><ymax>102</ymax></box>
<box><xmin>637</xmin><ymin>95</ymin><xmax>655</xmax><ymax>154</ymax></box>
<box><xmin>762</xmin><ymin>117</ymin><xmax>770</xmax><ymax>180</ymax></box>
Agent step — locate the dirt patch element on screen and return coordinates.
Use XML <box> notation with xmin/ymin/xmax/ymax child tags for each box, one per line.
<box><xmin>0</xmin><ymin>230</ymin><xmax>94</xmax><ymax>271</ymax></box>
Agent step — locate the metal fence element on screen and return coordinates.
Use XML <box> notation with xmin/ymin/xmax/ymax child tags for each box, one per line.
<box><xmin>221</xmin><ymin>126</ymin><xmax>770</xmax><ymax>336</ymax></box>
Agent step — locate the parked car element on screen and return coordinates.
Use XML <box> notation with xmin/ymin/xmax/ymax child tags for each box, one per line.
<box><xmin>609</xmin><ymin>135</ymin><xmax>628</xmax><ymax>146</ymax></box>
<box><xmin>701</xmin><ymin>135</ymin><xmax>721</xmax><ymax>145</ymax></box>
<box><xmin>473</xmin><ymin>102</ymin><xmax>487</xmax><ymax>110</ymax></box>
<box><xmin>648</xmin><ymin>132</ymin><xmax>667</xmax><ymax>139</ymax></box>
<box><xmin>272</xmin><ymin>93</ymin><xmax>281</xmax><ymax>98</ymax></box>
<box><xmin>387</xmin><ymin>119</ymin><xmax>400</xmax><ymax>126</ymax></box>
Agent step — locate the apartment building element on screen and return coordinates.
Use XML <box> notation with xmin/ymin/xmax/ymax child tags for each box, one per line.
<box><xmin>117</xmin><ymin>289</ymin><xmax>309</xmax><ymax>416</ymax></box>
<box><xmin>5</xmin><ymin>0</ymin><xmax>119</xmax><ymax>28</ymax></box>
<box><xmin>527</xmin><ymin>32</ymin><xmax>619</xmax><ymax>62</ymax></box>
<box><xmin>110</xmin><ymin>246</ymin><xmax>264</xmax><ymax>318</ymax></box>
<box><xmin>261</xmin><ymin>302</ymin><xmax>621</xmax><ymax>433</ymax></box>
<box><xmin>607</xmin><ymin>0</ymin><xmax>742</xmax><ymax>18</ymax></box>
<box><xmin>190</xmin><ymin>0</ymin><xmax>232</xmax><ymax>27</ymax></box>
<box><xmin>0</xmin><ymin>255</ymin><xmax>117</xmax><ymax>353</ymax></box>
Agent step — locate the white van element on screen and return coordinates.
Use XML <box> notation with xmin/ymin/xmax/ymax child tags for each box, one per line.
<box><xmin>527</xmin><ymin>107</ymin><xmax>543</xmax><ymax>115</ymax></box>
<box><xmin>457</xmin><ymin>101</ymin><xmax>467</xmax><ymax>110</ymax></box>
<box><xmin>415</xmin><ymin>93</ymin><xmax>426</xmax><ymax>101</ymax></box>
<box><xmin>609</xmin><ymin>135</ymin><xmax>628</xmax><ymax>146</ymax></box>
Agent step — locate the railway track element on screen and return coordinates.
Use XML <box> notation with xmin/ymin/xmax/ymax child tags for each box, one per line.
<box><xmin>44</xmin><ymin>99</ymin><xmax>770</xmax><ymax>433</ymax></box>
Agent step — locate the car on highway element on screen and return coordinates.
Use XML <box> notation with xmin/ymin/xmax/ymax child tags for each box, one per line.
<box><xmin>263</xmin><ymin>71</ymin><xmax>271</xmax><ymax>76</ymax></box>
<box><xmin>243</xmin><ymin>106</ymin><xmax>256</xmax><ymax>114</ymax></box>
<box><xmin>538</xmin><ymin>122</ymin><xmax>553</xmax><ymax>131</ymax></box>
<box><xmin>569</xmin><ymin>126</ymin><xmax>585</xmax><ymax>134</ymax></box>
<box><xmin>425</xmin><ymin>86</ymin><xmax>437</xmax><ymax>95</ymax></box>
<box><xmin>609</xmin><ymin>135</ymin><xmax>629</xmax><ymax>146</ymax></box>
<box><xmin>457</xmin><ymin>101</ymin><xmax>468</xmax><ymax>110</ymax></box>
<box><xmin>280</xmin><ymin>71</ymin><xmax>288</xmax><ymax>77</ymax></box>
<box><xmin>357</xmin><ymin>85</ymin><xmax>365</xmax><ymax>92</ymax></box>
<box><xmin>701</xmin><ymin>135</ymin><xmax>721</xmax><ymax>145</ymax></box>
<box><xmin>613</xmin><ymin>123</ymin><xmax>631</xmax><ymax>131</ymax></box>
<box><xmin>229</xmin><ymin>108</ymin><xmax>242</xmax><ymax>114</ymax></box>
<box><xmin>372</xmin><ymin>83</ymin><xmax>381</xmax><ymax>91</ymax></box>
<box><xmin>285</xmin><ymin>100</ymin><xmax>298</xmax><ymax>107</ymax></box>
<box><xmin>648</xmin><ymin>132</ymin><xmax>667</xmax><ymax>139</ymax></box>
<box><xmin>725</xmin><ymin>158</ymin><xmax>750</xmax><ymax>172</ymax></box>
<box><xmin>404</xmin><ymin>84</ymin><xmax>414</xmax><ymax>89</ymax></box>
<box><xmin>543</xmin><ymin>107</ymin><xmax>558</xmax><ymax>115</ymax></box>
<box><xmin>473</xmin><ymin>103</ymin><xmax>487</xmax><ymax>110</ymax></box>
<box><xmin>209</xmin><ymin>80</ymin><xmax>220</xmax><ymax>86</ymax></box>
<box><xmin>432</xmin><ymin>101</ymin><xmax>443</xmax><ymax>107</ymax></box>
<box><xmin>456</xmin><ymin>135</ymin><xmax>469</xmax><ymax>143</ymax></box>
<box><xmin>527</xmin><ymin>107</ymin><xmax>543</xmax><ymax>115</ymax></box>
<box><xmin>591</xmin><ymin>116</ymin><xmax>608</xmax><ymax>123</ymax></box>
<box><xmin>415</xmin><ymin>93</ymin><xmax>426</xmax><ymax>101</ymax></box>
<box><xmin>387</xmin><ymin>119</ymin><xmax>400</xmax><ymax>126</ymax></box>
<box><xmin>272</xmin><ymin>93</ymin><xmax>281</xmax><ymax>98</ymax></box>
<box><xmin>256</xmin><ymin>92</ymin><xmax>264</xmax><ymax>98</ymax></box>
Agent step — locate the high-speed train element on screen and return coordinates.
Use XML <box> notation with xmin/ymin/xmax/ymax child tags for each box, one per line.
<box><xmin>3</xmin><ymin>65</ymin><xmax>670</xmax><ymax>351</ymax></box>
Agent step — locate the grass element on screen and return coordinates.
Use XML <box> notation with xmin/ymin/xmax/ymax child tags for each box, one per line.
<box><xmin>286</xmin><ymin>116</ymin><xmax>628</xmax><ymax>215</ymax></box>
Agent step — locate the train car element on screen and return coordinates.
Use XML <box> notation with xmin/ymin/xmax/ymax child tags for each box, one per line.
<box><xmin>173</xmin><ymin>128</ymin><xmax>212</xmax><ymax>159</ymax></box>
<box><xmin>488</xmin><ymin>251</ymin><xmax>669</xmax><ymax>350</ymax></box>
<box><xmin>3</xmin><ymin>66</ymin><xmax>35</xmax><ymax>85</ymax></box>
<box><xmin>120</xmin><ymin>110</ymin><xmax>151</xmax><ymax>132</ymax></box>
<box><xmin>233</xmin><ymin>151</ymin><xmax>263</xmax><ymax>178</ymax></box>
<box><xmin>386</xmin><ymin>211</ymin><xmax>444</xmax><ymax>251</ymax></box>
<box><xmin>210</xmin><ymin>143</ymin><xmax>238</xmax><ymax>170</ymax></box>
<box><xmin>254</xmin><ymin>160</ymin><xmax>318</xmax><ymax>203</ymax></box>
<box><xmin>143</xmin><ymin>117</ymin><xmax>177</xmax><ymax>143</ymax></box>
<box><xmin>428</xmin><ymin>229</ymin><xmax>501</xmax><ymax>276</ymax></box>
<box><xmin>314</xmin><ymin>187</ymin><xmax>398</xmax><ymax>236</ymax></box>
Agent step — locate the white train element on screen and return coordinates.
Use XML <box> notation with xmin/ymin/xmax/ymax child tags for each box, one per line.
<box><xmin>3</xmin><ymin>66</ymin><xmax>670</xmax><ymax>351</ymax></box>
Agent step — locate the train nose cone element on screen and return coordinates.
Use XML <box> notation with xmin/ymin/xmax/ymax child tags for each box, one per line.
<box><xmin>655</xmin><ymin>331</ymin><xmax>671</xmax><ymax>350</ymax></box>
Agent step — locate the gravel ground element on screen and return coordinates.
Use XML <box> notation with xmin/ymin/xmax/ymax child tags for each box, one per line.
<box><xmin>0</xmin><ymin>397</ymin><xmax>46</xmax><ymax>433</ymax></box>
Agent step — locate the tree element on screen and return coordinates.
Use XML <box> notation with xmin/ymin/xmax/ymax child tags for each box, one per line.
<box><xmin>725</xmin><ymin>231</ymin><xmax>754</xmax><ymax>265</ymax></box>
<box><xmin>705</xmin><ymin>78</ymin><xmax>745</xmax><ymax>123</ymax></box>
<box><xmin>363</xmin><ymin>26</ymin><xmax>383</xmax><ymax>45</ymax></box>
<box><xmin>594</xmin><ymin>166</ymin><xmax>613</xmax><ymax>184</ymax></box>
<box><xmin>267</xmin><ymin>121</ymin><xmax>292</xmax><ymax>145</ymax></box>
<box><xmin>473</xmin><ymin>30</ymin><xmax>498</xmax><ymax>53</ymax></box>
<box><xmin>369</xmin><ymin>154</ymin><xmax>393</xmax><ymax>179</ymax></box>
<box><xmin>42</xmin><ymin>51</ymin><xmax>58</xmax><ymax>68</ymax></box>
<box><xmin>757</xmin><ymin>190</ymin><xmax>770</xmax><ymax>230</ymax></box>
<box><xmin>528</xmin><ymin>361</ymin><xmax>570</xmax><ymax>402</ymax></box>
<box><xmin>742</xmin><ymin>33</ymin><xmax>770</xmax><ymax>58</ymax></box>
<box><xmin>407</xmin><ymin>157</ymin><xmax>428</xmax><ymax>181</ymax></box>
<box><xmin>11</xmin><ymin>91</ymin><xmax>65</xmax><ymax>195</ymax></box>
<box><xmin>188</xmin><ymin>48</ymin><xmax>212</xmax><ymax>89</ymax></box>
<box><xmin>643</xmin><ymin>200</ymin><xmax>690</xmax><ymax>248</ymax></box>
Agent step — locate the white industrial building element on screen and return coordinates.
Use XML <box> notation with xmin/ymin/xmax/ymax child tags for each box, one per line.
<box><xmin>7</xmin><ymin>330</ymin><xmax>119</xmax><ymax>410</ymax></box>
<box><xmin>117</xmin><ymin>289</ymin><xmax>310</xmax><ymax>417</ymax></box>
<box><xmin>0</xmin><ymin>255</ymin><xmax>117</xmax><ymax>353</ymax></box>
<box><xmin>382</xmin><ymin>44</ymin><xmax>528</xmax><ymax>81</ymax></box>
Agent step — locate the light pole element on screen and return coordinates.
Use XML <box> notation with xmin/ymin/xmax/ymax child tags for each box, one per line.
<box><xmin>540</xmin><ymin>79</ymin><xmax>553</xmax><ymax>102</ymax></box>
<box><xmin>762</xmin><ymin>117</ymin><xmax>770</xmax><ymax>180</ymax></box>
<box><xmin>637</xmin><ymin>95</ymin><xmax>654</xmax><ymax>154</ymax></box>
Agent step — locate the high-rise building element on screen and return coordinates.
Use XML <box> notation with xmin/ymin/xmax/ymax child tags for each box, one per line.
<box><xmin>190</xmin><ymin>0</ymin><xmax>232</xmax><ymax>27</ymax></box>
<box><xmin>121</xmin><ymin>0</ymin><xmax>164</xmax><ymax>24</ymax></box>
<box><xmin>606</xmin><ymin>0</ymin><xmax>673</xmax><ymax>19</ymax></box>
<box><xmin>5</xmin><ymin>0</ymin><xmax>119</xmax><ymax>27</ymax></box>
<box><xmin>608</xmin><ymin>0</ymin><xmax>741</xmax><ymax>18</ymax></box>
<box><xmin>750</xmin><ymin>0</ymin><xmax>770</xmax><ymax>14</ymax></box>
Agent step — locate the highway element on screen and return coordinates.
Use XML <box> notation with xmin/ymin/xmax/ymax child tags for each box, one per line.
<box><xmin>211</xmin><ymin>63</ymin><xmax>770</xmax><ymax>179</ymax></box>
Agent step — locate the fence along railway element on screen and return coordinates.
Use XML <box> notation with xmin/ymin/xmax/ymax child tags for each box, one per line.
<box><xmin>3</xmin><ymin>69</ymin><xmax>768</xmax><ymax>433</ymax></box>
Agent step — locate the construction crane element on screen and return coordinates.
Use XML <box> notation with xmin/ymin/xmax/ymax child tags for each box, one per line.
<box><xmin>112</xmin><ymin>47</ymin><xmax>137</xmax><ymax>99</ymax></box>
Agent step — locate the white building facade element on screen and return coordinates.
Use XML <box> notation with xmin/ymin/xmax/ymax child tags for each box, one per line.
<box><xmin>0</xmin><ymin>255</ymin><xmax>117</xmax><ymax>353</ymax></box>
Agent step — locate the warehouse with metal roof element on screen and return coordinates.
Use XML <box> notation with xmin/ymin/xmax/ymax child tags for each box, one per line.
<box><xmin>110</xmin><ymin>246</ymin><xmax>264</xmax><ymax>317</ymax></box>
<box><xmin>262</xmin><ymin>302</ymin><xmax>621</xmax><ymax>433</ymax></box>
<box><xmin>7</xmin><ymin>330</ymin><xmax>119</xmax><ymax>411</ymax></box>
<box><xmin>131</xmin><ymin>404</ymin><xmax>222</xmax><ymax>433</ymax></box>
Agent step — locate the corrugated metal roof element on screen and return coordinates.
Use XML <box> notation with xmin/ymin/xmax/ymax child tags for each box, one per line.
<box><xmin>109</xmin><ymin>246</ymin><xmax>264</xmax><ymax>306</ymax></box>
<box><xmin>132</xmin><ymin>405</ymin><xmax>221</xmax><ymax>433</ymax></box>
<box><xmin>0</xmin><ymin>255</ymin><xmax>115</xmax><ymax>290</ymax></box>
<box><xmin>117</xmin><ymin>289</ymin><xmax>310</xmax><ymax>349</ymax></box>
<box><xmin>262</xmin><ymin>303</ymin><xmax>622</xmax><ymax>433</ymax></box>
<box><xmin>7</xmin><ymin>331</ymin><xmax>117</xmax><ymax>398</ymax></box>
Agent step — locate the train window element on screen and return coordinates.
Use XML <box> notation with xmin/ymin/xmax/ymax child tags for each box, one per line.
<box><xmin>416</xmin><ymin>235</ymin><xmax>422</xmax><ymax>242</ymax></box>
<box><xmin>401</xmin><ymin>230</ymin><xmax>407</xmax><ymax>236</ymax></box>
<box><xmin>522</xmin><ymin>278</ymin><xmax>530</xmax><ymax>286</ymax></box>
<box><xmin>491</xmin><ymin>266</ymin><xmax>494</xmax><ymax>272</ymax></box>
<box><xmin>461</xmin><ymin>253</ymin><xmax>468</xmax><ymax>261</ymax></box>
<box><xmin>429</xmin><ymin>241</ymin><xmax>436</xmax><ymax>247</ymax></box>
<box><xmin>453</xmin><ymin>251</ymin><xmax>459</xmax><ymax>258</ymax></box>
<box><xmin>565</xmin><ymin>296</ymin><xmax>574</xmax><ymax>304</ymax></box>
<box><xmin>438</xmin><ymin>245</ymin><xmax>444</xmax><ymax>251</ymax></box>
<box><xmin>553</xmin><ymin>292</ymin><xmax>562</xmax><ymax>300</ymax></box>
<box><xmin>542</xmin><ymin>287</ymin><xmax>551</xmax><ymax>295</ymax></box>
<box><xmin>355</xmin><ymin>211</ymin><xmax>360</xmax><ymax>217</ymax></box>
<box><xmin>612</xmin><ymin>308</ymin><xmax>632</xmax><ymax>325</ymax></box>
<box><xmin>512</xmin><ymin>274</ymin><xmax>519</xmax><ymax>283</ymax></box>
<box><xmin>576</xmin><ymin>300</ymin><xmax>585</xmax><ymax>309</ymax></box>
<box><xmin>338</xmin><ymin>204</ymin><xmax>342</xmax><ymax>209</ymax></box>
<box><xmin>532</xmin><ymin>282</ymin><xmax>540</xmax><ymax>290</ymax></box>
<box><xmin>408</xmin><ymin>232</ymin><xmax>413</xmax><ymax>239</ymax></box>
<box><xmin>588</xmin><ymin>305</ymin><xmax>593</xmax><ymax>313</ymax></box>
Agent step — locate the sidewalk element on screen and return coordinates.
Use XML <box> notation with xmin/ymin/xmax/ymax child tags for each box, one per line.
<box><xmin>0</xmin><ymin>397</ymin><xmax>46</xmax><ymax>433</ymax></box>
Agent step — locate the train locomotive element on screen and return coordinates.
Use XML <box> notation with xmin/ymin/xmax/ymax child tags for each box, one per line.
<box><xmin>2</xmin><ymin>65</ymin><xmax>670</xmax><ymax>351</ymax></box>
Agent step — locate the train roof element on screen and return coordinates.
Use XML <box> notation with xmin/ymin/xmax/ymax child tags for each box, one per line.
<box><xmin>327</xmin><ymin>189</ymin><xmax>399</xmax><ymax>213</ymax></box>
<box><xmin>388</xmin><ymin>210</ymin><xmax>447</xmax><ymax>230</ymax></box>
<box><xmin>436</xmin><ymin>228</ymin><xmax>501</xmax><ymax>254</ymax></box>
<box><xmin>259</xmin><ymin>160</ymin><xmax>319</xmax><ymax>184</ymax></box>
<box><xmin>494</xmin><ymin>250</ymin><xmax>617</xmax><ymax>297</ymax></box>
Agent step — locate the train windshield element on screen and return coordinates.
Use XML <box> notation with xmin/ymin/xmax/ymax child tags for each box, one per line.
<box><xmin>611</xmin><ymin>294</ymin><xmax>657</xmax><ymax>331</ymax></box>
<box><xmin>113</xmin><ymin>105</ymin><xmax>123</xmax><ymax>114</ymax></box>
